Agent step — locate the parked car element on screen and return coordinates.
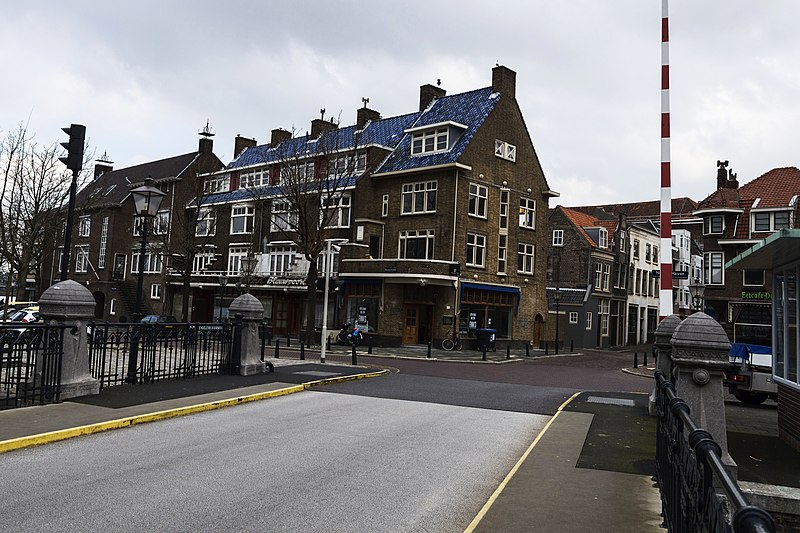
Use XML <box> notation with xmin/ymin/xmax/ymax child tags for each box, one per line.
<box><xmin>140</xmin><ymin>315</ymin><xmax>177</xmax><ymax>324</ymax></box>
<box><xmin>724</xmin><ymin>343</ymin><xmax>777</xmax><ymax>405</ymax></box>
<box><xmin>7</xmin><ymin>306</ymin><xmax>40</xmax><ymax>324</ymax></box>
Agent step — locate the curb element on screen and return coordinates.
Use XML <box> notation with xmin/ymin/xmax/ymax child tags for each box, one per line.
<box><xmin>0</xmin><ymin>369</ymin><xmax>389</xmax><ymax>455</ymax></box>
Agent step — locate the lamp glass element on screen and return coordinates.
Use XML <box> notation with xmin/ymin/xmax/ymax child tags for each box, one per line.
<box><xmin>131</xmin><ymin>182</ymin><xmax>166</xmax><ymax>216</ymax></box>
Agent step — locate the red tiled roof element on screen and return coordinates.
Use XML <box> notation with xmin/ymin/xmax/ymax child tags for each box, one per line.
<box><xmin>560</xmin><ymin>207</ymin><xmax>617</xmax><ymax>249</ymax></box>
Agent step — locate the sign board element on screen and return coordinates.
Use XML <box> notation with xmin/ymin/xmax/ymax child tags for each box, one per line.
<box><xmin>651</xmin><ymin>270</ymin><xmax>660</xmax><ymax>279</ymax></box>
<box><xmin>672</xmin><ymin>270</ymin><xmax>689</xmax><ymax>280</ymax></box>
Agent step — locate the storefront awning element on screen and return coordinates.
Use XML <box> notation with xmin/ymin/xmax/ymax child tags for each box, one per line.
<box><xmin>726</xmin><ymin>229</ymin><xmax>800</xmax><ymax>270</ymax></box>
<box><xmin>460</xmin><ymin>282</ymin><xmax>521</xmax><ymax>314</ymax></box>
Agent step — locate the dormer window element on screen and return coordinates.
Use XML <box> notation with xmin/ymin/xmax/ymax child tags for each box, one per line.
<box><xmin>411</xmin><ymin>128</ymin><xmax>448</xmax><ymax>155</ymax></box>
<box><xmin>598</xmin><ymin>228</ymin><xmax>608</xmax><ymax>249</ymax></box>
<box><xmin>752</xmin><ymin>210</ymin><xmax>791</xmax><ymax>233</ymax></box>
<box><xmin>703</xmin><ymin>215</ymin><xmax>725</xmax><ymax>235</ymax></box>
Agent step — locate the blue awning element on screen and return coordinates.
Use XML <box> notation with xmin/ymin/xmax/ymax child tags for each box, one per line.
<box><xmin>460</xmin><ymin>282</ymin><xmax>521</xmax><ymax>314</ymax></box>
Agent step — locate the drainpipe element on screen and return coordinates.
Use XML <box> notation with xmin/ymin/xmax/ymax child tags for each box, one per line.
<box><xmin>451</xmin><ymin>169</ymin><xmax>460</xmax><ymax>318</ymax></box>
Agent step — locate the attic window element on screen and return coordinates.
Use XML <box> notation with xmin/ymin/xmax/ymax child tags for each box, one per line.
<box><xmin>495</xmin><ymin>140</ymin><xmax>516</xmax><ymax>162</ymax></box>
<box><xmin>598</xmin><ymin>228</ymin><xmax>608</xmax><ymax>249</ymax></box>
<box><xmin>411</xmin><ymin>128</ymin><xmax>448</xmax><ymax>155</ymax></box>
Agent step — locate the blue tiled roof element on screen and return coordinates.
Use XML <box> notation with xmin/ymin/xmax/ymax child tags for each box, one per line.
<box><xmin>196</xmin><ymin>176</ymin><xmax>359</xmax><ymax>207</ymax></box>
<box><xmin>376</xmin><ymin>87</ymin><xmax>499</xmax><ymax>174</ymax></box>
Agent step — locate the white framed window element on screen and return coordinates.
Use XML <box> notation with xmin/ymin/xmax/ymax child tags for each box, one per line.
<box><xmin>152</xmin><ymin>210</ymin><xmax>170</xmax><ymax>235</ymax></box>
<box><xmin>150</xmin><ymin>284</ymin><xmax>161</xmax><ymax>300</ymax></box>
<box><xmin>495</xmin><ymin>140</ymin><xmax>516</xmax><ymax>162</ymax></box>
<box><xmin>78</xmin><ymin>215</ymin><xmax>91</xmax><ymax>237</ymax></box>
<box><xmin>204</xmin><ymin>174</ymin><xmax>230</xmax><ymax>194</ymax></box>
<box><xmin>381</xmin><ymin>194</ymin><xmax>389</xmax><ymax>218</ymax></box>
<box><xmin>192</xmin><ymin>252</ymin><xmax>215</xmax><ymax>273</ymax></box>
<box><xmin>398</xmin><ymin>229</ymin><xmax>435</xmax><ymax>260</ymax></box>
<box><xmin>75</xmin><ymin>245</ymin><xmax>89</xmax><ymax>272</ymax></box>
<box><xmin>499</xmin><ymin>189</ymin><xmax>509</xmax><ymax>232</ymax></box>
<box><xmin>109</xmin><ymin>298</ymin><xmax>116</xmax><ymax>316</ymax></box>
<box><xmin>598</xmin><ymin>228</ymin><xmax>608</xmax><ymax>249</ymax></box>
<box><xmin>654</xmin><ymin>246</ymin><xmax>659</xmax><ymax>263</ymax></box>
<box><xmin>595</xmin><ymin>263</ymin><xmax>610</xmax><ymax>292</ymax></box>
<box><xmin>468</xmin><ymin>183</ymin><xmax>488</xmax><ymax>218</ymax></box>
<box><xmin>586</xmin><ymin>312</ymin><xmax>593</xmax><ymax>330</ymax></box>
<box><xmin>401</xmin><ymin>181</ymin><xmax>437</xmax><ymax>214</ymax></box>
<box><xmin>230</xmin><ymin>204</ymin><xmax>255</xmax><ymax>234</ymax></box>
<box><xmin>328</xmin><ymin>152</ymin><xmax>366</xmax><ymax>176</ymax></box>
<box><xmin>497</xmin><ymin>234</ymin><xmax>507</xmax><ymax>274</ymax></box>
<box><xmin>703</xmin><ymin>215</ymin><xmax>725</xmax><ymax>235</ymax></box>
<box><xmin>569</xmin><ymin>311</ymin><xmax>578</xmax><ymax>324</ymax></box>
<box><xmin>633</xmin><ymin>239</ymin><xmax>640</xmax><ymax>259</ymax></box>
<box><xmin>280</xmin><ymin>161</ymin><xmax>315</xmax><ymax>182</ymax></box>
<box><xmin>466</xmin><ymin>233</ymin><xmax>486</xmax><ymax>268</ymax></box>
<box><xmin>98</xmin><ymin>216</ymin><xmax>109</xmax><ymax>269</ymax></box>
<box><xmin>268</xmin><ymin>246</ymin><xmax>297</xmax><ymax>274</ymax></box>
<box><xmin>240</xmin><ymin>168</ymin><xmax>269</xmax><ymax>188</ymax></box>
<box><xmin>599</xmin><ymin>299</ymin><xmax>610</xmax><ymax>336</ymax></box>
<box><xmin>753</xmin><ymin>210</ymin><xmax>791</xmax><ymax>232</ymax></box>
<box><xmin>228</xmin><ymin>246</ymin><xmax>251</xmax><ymax>275</ymax></box>
<box><xmin>552</xmin><ymin>229</ymin><xmax>564</xmax><ymax>246</ymax></box>
<box><xmin>519</xmin><ymin>197</ymin><xmax>536</xmax><ymax>229</ymax></box>
<box><xmin>270</xmin><ymin>200</ymin><xmax>297</xmax><ymax>232</ymax></box>
<box><xmin>196</xmin><ymin>207</ymin><xmax>216</xmax><ymax>237</ymax></box>
<box><xmin>517</xmin><ymin>243</ymin><xmax>535</xmax><ymax>274</ymax></box>
<box><xmin>704</xmin><ymin>251</ymin><xmax>725</xmax><ymax>285</ymax></box>
<box><xmin>131</xmin><ymin>249</ymin><xmax>163</xmax><ymax>274</ymax></box>
<box><xmin>411</xmin><ymin>128</ymin><xmax>448</xmax><ymax>155</ymax></box>
<box><xmin>322</xmin><ymin>194</ymin><xmax>351</xmax><ymax>228</ymax></box>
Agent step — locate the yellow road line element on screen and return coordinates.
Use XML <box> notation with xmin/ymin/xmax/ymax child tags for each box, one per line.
<box><xmin>463</xmin><ymin>391</ymin><xmax>582</xmax><ymax>533</ymax></box>
<box><xmin>0</xmin><ymin>369</ymin><xmax>389</xmax><ymax>455</ymax></box>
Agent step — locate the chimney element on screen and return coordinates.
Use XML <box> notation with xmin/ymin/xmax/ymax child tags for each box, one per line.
<box><xmin>94</xmin><ymin>154</ymin><xmax>113</xmax><ymax>180</ymax></box>
<box><xmin>270</xmin><ymin>128</ymin><xmax>292</xmax><ymax>147</ymax></box>
<box><xmin>357</xmin><ymin>107</ymin><xmax>381</xmax><ymax>129</ymax></box>
<box><xmin>234</xmin><ymin>135</ymin><xmax>257</xmax><ymax>157</ymax></box>
<box><xmin>311</xmin><ymin>118</ymin><xmax>338</xmax><ymax>138</ymax></box>
<box><xmin>419</xmin><ymin>83</ymin><xmax>446</xmax><ymax>111</ymax></box>
<box><xmin>716</xmin><ymin>160</ymin><xmax>729</xmax><ymax>189</ymax></box>
<box><xmin>728</xmin><ymin>171</ymin><xmax>739</xmax><ymax>189</ymax></box>
<box><xmin>492</xmin><ymin>65</ymin><xmax>516</xmax><ymax>99</ymax></box>
<box><xmin>198</xmin><ymin>120</ymin><xmax>215</xmax><ymax>154</ymax></box>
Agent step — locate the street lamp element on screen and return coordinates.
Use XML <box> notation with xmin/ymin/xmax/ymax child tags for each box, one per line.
<box><xmin>688</xmin><ymin>277</ymin><xmax>706</xmax><ymax>313</ymax></box>
<box><xmin>320</xmin><ymin>241</ymin><xmax>340</xmax><ymax>364</ymax></box>
<box><xmin>126</xmin><ymin>177</ymin><xmax>166</xmax><ymax>384</ymax></box>
<box><xmin>553</xmin><ymin>287</ymin><xmax>562</xmax><ymax>355</ymax></box>
<box><xmin>240</xmin><ymin>254</ymin><xmax>256</xmax><ymax>293</ymax></box>
<box><xmin>218</xmin><ymin>274</ymin><xmax>228</xmax><ymax>322</ymax></box>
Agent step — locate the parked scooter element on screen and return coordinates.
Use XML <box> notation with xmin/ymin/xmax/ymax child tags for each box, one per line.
<box><xmin>336</xmin><ymin>323</ymin><xmax>361</xmax><ymax>347</ymax></box>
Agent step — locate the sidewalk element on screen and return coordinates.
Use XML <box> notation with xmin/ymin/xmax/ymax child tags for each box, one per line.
<box><xmin>1</xmin><ymin>347</ymin><xmax>796</xmax><ymax>531</ymax></box>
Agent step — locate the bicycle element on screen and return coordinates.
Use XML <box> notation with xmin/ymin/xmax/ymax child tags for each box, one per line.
<box><xmin>441</xmin><ymin>329</ymin><xmax>463</xmax><ymax>351</ymax></box>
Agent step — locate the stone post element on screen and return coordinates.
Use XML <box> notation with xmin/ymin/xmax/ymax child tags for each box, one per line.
<box><xmin>38</xmin><ymin>280</ymin><xmax>100</xmax><ymax>399</ymax></box>
<box><xmin>649</xmin><ymin>314</ymin><xmax>682</xmax><ymax>415</ymax></box>
<box><xmin>229</xmin><ymin>294</ymin><xmax>269</xmax><ymax>375</ymax></box>
<box><xmin>670</xmin><ymin>312</ymin><xmax>736</xmax><ymax>472</ymax></box>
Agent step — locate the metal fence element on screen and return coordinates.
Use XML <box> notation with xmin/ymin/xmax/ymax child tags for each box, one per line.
<box><xmin>1</xmin><ymin>324</ymin><xmax>66</xmax><ymax>410</ymax></box>
<box><xmin>88</xmin><ymin>322</ymin><xmax>235</xmax><ymax>388</ymax></box>
<box><xmin>654</xmin><ymin>370</ymin><xmax>775</xmax><ymax>533</ymax></box>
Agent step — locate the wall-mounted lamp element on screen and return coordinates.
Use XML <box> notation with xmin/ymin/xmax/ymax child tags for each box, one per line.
<box><xmin>473</xmin><ymin>274</ymin><xmax>478</xmax><ymax>280</ymax></box>
<box><xmin>419</xmin><ymin>279</ymin><xmax>427</xmax><ymax>286</ymax></box>
<box><xmin>502</xmin><ymin>180</ymin><xmax>508</xmax><ymax>187</ymax></box>
<box><xmin>527</xmin><ymin>187</ymin><xmax>532</xmax><ymax>193</ymax></box>
<box><xmin>524</xmin><ymin>278</ymin><xmax>529</xmax><ymax>283</ymax></box>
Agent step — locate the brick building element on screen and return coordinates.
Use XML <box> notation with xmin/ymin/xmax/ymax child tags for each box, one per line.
<box><xmin>191</xmin><ymin>65</ymin><xmax>557</xmax><ymax>346</ymax></box>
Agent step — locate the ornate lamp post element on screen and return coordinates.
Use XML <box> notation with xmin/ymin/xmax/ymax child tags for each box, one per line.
<box><xmin>553</xmin><ymin>287</ymin><xmax>562</xmax><ymax>354</ymax></box>
<box><xmin>688</xmin><ymin>277</ymin><xmax>706</xmax><ymax>313</ymax></box>
<box><xmin>126</xmin><ymin>178</ymin><xmax>166</xmax><ymax>384</ymax></box>
<box><xmin>240</xmin><ymin>254</ymin><xmax>256</xmax><ymax>293</ymax></box>
<box><xmin>218</xmin><ymin>274</ymin><xmax>228</xmax><ymax>322</ymax></box>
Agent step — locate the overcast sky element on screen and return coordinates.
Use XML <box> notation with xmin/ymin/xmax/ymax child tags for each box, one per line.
<box><xmin>2</xmin><ymin>1</ymin><xmax>798</xmax><ymax>207</ymax></box>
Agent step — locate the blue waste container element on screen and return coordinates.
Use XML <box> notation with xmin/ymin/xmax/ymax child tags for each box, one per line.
<box><xmin>475</xmin><ymin>328</ymin><xmax>497</xmax><ymax>352</ymax></box>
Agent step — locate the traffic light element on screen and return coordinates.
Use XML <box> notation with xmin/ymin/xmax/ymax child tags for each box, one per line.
<box><xmin>59</xmin><ymin>124</ymin><xmax>86</xmax><ymax>172</ymax></box>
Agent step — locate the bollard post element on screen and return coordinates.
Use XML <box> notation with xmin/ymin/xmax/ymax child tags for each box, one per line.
<box><xmin>368</xmin><ymin>336</ymin><xmax>373</xmax><ymax>354</ymax></box>
<box><xmin>286</xmin><ymin>334</ymin><xmax>291</xmax><ymax>348</ymax></box>
<box><xmin>482</xmin><ymin>345</ymin><xmax>487</xmax><ymax>361</ymax></box>
<box><xmin>545</xmin><ymin>342</ymin><xmax>549</xmax><ymax>356</ymax></box>
<box><xmin>634</xmin><ymin>351</ymin><xmax>638</xmax><ymax>369</ymax></box>
<box><xmin>526</xmin><ymin>343</ymin><xmax>530</xmax><ymax>357</ymax></box>
<box><xmin>326</xmin><ymin>336</ymin><xmax>331</xmax><ymax>351</ymax></box>
<box><xmin>427</xmin><ymin>342</ymin><xmax>432</xmax><ymax>358</ymax></box>
<box><xmin>275</xmin><ymin>339</ymin><xmax>280</xmax><ymax>359</ymax></box>
<box><xmin>351</xmin><ymin>344</ymin><xmax>357</xmax><ymax>366</ymax></box>
<box><xmin>300</xmin><ymin>342</ymin><xmax>305</xmax><ymax>360</ymax></box>
<box><xmin>643</xmin><ymin>350</ymin><xmax>648</xmax><ymax>367</ymax></box>
<box><xmin>570</xmin><ymin>340</ymin><xmax>574</xmax><ymax>353</ymax></box>
<box><xmin>506</xmin><ymin>345</ymin><xmax>510</xmax><ymax>359</ymax></box>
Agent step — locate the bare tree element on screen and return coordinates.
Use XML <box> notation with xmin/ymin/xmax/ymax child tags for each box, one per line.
<box><xmin>243</xmin><ymin>119</ymin><xmax>365</xmax><ymax>334</ymax></box>
<box><xmin>0</xmin><ymin>122</ymin><xmax>90</xmax><ymax>308</ymax></box>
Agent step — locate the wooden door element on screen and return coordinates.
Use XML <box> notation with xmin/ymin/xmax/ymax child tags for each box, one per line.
<box><xmin>402</xmin><ymin>307</ymin><xmax>418</xmax><ymax>344</ymax></box>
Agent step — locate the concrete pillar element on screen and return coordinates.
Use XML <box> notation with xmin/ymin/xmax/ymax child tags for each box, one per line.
<box><xmin>649</xmin><ymin>314</ymin><xmax>681</xmax><ymax>415</ymax></box>
<box><xmin>670</xmin><ymin>312</ymin><xmax>735</xmax><ymax>470</ymax></box>
<box><xmin>38</xmin><ymin>280</ymin><xmax>100</xmax><ymax>399</ymax></box>
<box><xmin>229</xmin><ymin>294</ymin><xmax>268</xmax><ymax>376</ymax></box>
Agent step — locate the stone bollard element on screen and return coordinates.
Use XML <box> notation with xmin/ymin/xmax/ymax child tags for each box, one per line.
<box><xmin>229</xmin><ymin>294</ymin><xmax>269</xmax><ymax>375</ymax></box>
<box><xmin>670</xmin><ymin>312</ymin><xmax>736</xmax><ymax>473</ymax></box>
<box><xmin>39</xmin><ymin>280</ymin><xmax>100</xmax><ymax>399</ymax></box>
<box><xmin>648</xmin><ymin>314</ymin><xmax>681</xmax><ymax>416</ymax></box>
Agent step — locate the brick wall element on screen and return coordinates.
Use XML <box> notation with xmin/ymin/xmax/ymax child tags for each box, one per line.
<box><xmin>778</xmin><ymin>382</ymin><xmax>800</xmax><ymax>452</ymax></box>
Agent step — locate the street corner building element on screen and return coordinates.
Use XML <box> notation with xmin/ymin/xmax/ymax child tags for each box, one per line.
<box><xmin>190</xmin><ymin>65</ymin><xmax>559</xmax><ymax>348</ymax></box>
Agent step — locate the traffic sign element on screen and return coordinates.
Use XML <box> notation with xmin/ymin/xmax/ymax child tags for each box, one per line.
<box><xmin>672</xmin><ymin>270</ymin><xmax>689</xmax><ymax>280</ymax></box>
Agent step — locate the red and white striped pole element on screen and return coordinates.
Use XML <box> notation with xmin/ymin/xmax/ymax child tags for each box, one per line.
<box><xmin>659</xmin><ymin>0</ymin><xmax>673</xmax><ymax>320</ymax></box>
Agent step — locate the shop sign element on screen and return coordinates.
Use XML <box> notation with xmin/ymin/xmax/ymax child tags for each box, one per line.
<box><xmin>741</xmin><ymin>291</ymin><xmax>772</xmax><ymax>301</ymax></box>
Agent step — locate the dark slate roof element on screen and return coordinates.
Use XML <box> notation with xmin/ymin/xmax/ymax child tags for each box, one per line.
<box><xmin>546</xmin><ymin>287</ymin><xmax>588</xmax><ymax>309</ymax></box>
<box><xmin>571</xmin><ymin>197</ymin><xmax>698</xmax><ymax>222</ymax></box>
<box><xmin>226</xmin><ymin>113</ymin><xmax>419</xmax><ymax>171</ymax></box>
<box><xmin>77</xmin><ymin>152</ymin><xmax>199</xmax><ymax>208</ymax></box>
<box><xmin>221</xmin><ymin>87</ymin><xmax>500</xmax><ymax>176</ymax></box>
<box><xmin>376</xmin><ymin>87</ymin><xmax>500</xmax><ymax>174</ymax></box>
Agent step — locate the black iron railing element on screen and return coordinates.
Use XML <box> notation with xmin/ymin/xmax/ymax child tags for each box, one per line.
<box><xmin>0</xmin><ymin>324</ymin><xmax>66</xmax><ymax>410</ymax></box>
<box><xmin>654</xmin><ymin>370</ymin><xmax>775</xmax><ymax>533</ymax></box>
<box><xmin>88</xmin><ymin>322</ymin><xmax>234</xmax><ymax>388</ymax></box>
